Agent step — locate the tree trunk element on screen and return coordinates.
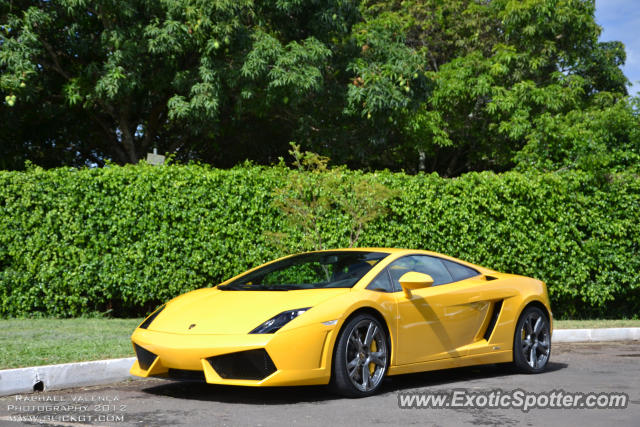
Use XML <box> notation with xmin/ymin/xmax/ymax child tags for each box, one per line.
<box><xmin>118</xmin><ymin>111</ymin><xmax>139</xmax><ymax>164</ymax></box>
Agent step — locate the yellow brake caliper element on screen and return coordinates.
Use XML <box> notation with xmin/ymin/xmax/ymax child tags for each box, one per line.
<box><xmin>369</xmin><ymin>339</ymin><xmax>377</xmax><ymax>375</ymax></box>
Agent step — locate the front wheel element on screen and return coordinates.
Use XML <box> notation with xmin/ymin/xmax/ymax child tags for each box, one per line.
<box><xmin>330</xmin><ymin>314</ymin><xmax>389</xmax><ymax>397</ymax></box>
<box><xmin>513</xmin><ymin>305</ymin><xmax>551</xmax><ymax>373</ymax></box>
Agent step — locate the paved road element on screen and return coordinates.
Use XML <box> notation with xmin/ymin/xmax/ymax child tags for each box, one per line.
<box><xmin>1</xmin><ymin>341</ymin><xmax>639</xmax><ymax>427</ymax></box>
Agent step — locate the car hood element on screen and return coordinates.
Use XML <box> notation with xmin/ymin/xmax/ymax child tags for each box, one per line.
<box><xmin>147</xmin><ymin>287</ymin><xmax>349</xmax><ymax>335</ymax></box>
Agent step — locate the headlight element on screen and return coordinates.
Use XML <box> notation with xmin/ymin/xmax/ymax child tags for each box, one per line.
<box><xmin>249</xmin><ymin>308</ymin><xmax>310</xmax><ymax>334</ymax></box>
<box><xmin>138</xmin><ymin>305</ymin><xmax>165</xmax><ymax>330</ymax></box>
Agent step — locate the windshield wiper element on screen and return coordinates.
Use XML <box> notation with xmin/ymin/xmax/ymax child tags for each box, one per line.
<box><xmin>218</xmin><ymin>284</ymin><xmax>258</xmax><ymax>291</ymax></box>
<box><xmin>218</xmin><ymin>284</ymin><xmax>295</xmax><ymax>291</ymax></box>
<box><xmin>264</xmin><ymin>285</ymin><xmax>299</xmax><ymax>291</ymax></box>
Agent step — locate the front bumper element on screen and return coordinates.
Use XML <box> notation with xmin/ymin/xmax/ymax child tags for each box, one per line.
<box><xmin>130</xmin><ymin>322</ymin><xmax>337</xmax><ymax>387</ymax></box>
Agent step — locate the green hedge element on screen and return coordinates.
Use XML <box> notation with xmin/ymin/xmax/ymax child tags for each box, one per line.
<box><xmin>1</xmin><ymin>164</ymin><xmax>638</xmax><ymax>318</ymax></box>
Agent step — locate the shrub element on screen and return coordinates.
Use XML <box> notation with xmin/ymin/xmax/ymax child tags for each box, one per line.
<box><xmin>0</xmin><ymin>163</ymin><xmax>638</xmax><ymax>318</ymax></box>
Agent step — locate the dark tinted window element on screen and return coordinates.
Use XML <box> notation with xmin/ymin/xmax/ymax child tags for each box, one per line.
<box><xmin>388</xmin><ymin>255</ymin><xmax>453</xmax><ymax>287</ymax></box>
<box><xmin>441</xmin><ymin>259</ymin><xmax>480</xmax><ymax>282</ymax></box>
<box><xmin>366</xmin><ymin>270</ymin><xmax>394</xmax><ymax>292</ymax></box>
<box><xmin>220</xmin><ymin>251</ymin><xmax>389</xmax><ymax>290</ymax></box>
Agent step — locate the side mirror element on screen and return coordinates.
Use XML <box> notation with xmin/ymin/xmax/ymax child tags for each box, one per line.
<box><xmin>398</xmin><ymin>272</ymin><xmax>434</xmax><ymax>298</ymax></box>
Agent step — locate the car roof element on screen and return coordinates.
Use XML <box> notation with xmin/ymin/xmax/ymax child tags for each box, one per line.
<box><xmin>306</xmin><ymin>248</ymin><xmax>494</xmax><ymax>273</ymax></box>
<box><xmin>308</xmin><ymin>247</ymin><xmax>442</xmax><ymax>256</ymax></box>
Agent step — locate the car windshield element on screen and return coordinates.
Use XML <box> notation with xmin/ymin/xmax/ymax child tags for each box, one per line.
<box><xmin>218</xmin><ymin>251</ymin><xmax>389</xmax><ymax>291</ymax></box>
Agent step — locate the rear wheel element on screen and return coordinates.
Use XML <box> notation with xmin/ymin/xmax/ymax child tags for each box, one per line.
<box><xmin>513</xmin><ymin>305</ymin><xmax>551</xmax><ymax>373</ymax></box>
<box><xmin>330</xmin><ymin>314</ymin><xmax>389</xmax><ymax>397</ymax></box>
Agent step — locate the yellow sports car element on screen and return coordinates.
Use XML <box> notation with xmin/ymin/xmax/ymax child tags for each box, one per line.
<box><xmin>130</xmin><ymin>248</ymin><xmax>552</xmax><ymax>397</ymax></box>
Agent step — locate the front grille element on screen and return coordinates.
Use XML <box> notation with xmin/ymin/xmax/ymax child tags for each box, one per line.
<box><xmin>208</xmin><ymin>349</ymin><xmax>277</xmax><ymax>380</ymax></box>
<box><xmin>167</xmin><ymin>369</ymin><xmax>206</xmax><ymax>382</ymax></box>
<box><xmin>134</xmin><ymin>343</ymin><xmax>157</xmax><ymax>371</ymax></box>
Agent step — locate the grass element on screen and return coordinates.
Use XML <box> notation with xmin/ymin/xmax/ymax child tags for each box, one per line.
<box><xmin>553</xmin><ymin>319</ymin><xmax>640</xmax><ymax>329</ymax></box>
<box><xmin>1</xmin><ymin>317</ymin><xmax>639</xmax><ymax>369</ymax></box>
<box><xmin>0</xmin><ymin>318</ymin><xmax>142</xmax><ymax>369</ymax></box>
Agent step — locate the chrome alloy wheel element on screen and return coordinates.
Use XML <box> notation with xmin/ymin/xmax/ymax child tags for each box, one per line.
<box><xmin>344</xmin><ymin>319</ymin><xmax>388</xmax><ymax>392</ymax></box>
<box><xmin>520</xmin><ymin>310</ymin><xmax>550</xmax><ymax>369</ymax></box>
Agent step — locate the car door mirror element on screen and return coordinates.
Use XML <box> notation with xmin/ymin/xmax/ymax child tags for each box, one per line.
<box><xmin>398</xmin><ymin>271</ymin><xmax>434</xmax><ymax>298</ymax></box>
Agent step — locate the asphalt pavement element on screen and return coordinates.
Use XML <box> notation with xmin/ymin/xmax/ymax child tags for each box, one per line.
<box><xmin>1</xmin><ymin>341</ymin><xmax>638</xmax><ymax>427</ymax></box>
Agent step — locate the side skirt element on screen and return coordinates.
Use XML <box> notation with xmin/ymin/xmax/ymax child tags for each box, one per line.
<box><xmin>387</xmin><ymin>350</ymin><xmax>512</xmax><ymax>376</ymax></box>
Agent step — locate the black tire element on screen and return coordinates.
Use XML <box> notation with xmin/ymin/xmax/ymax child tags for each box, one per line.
<box><xmin>330</xmin><ymin>313</ymin><xmax>389</xmax><ymax>397</ymax></box>
<box><xmin>513</xmin><ymin>305</ymin><xmax>551</xmax><ymax>373</ymax></box>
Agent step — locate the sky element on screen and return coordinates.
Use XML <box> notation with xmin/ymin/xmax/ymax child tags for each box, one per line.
<box><xmin>595</xmin><ymin>0</ymin><xmax>640</xmax><ymax>96</ymax></box>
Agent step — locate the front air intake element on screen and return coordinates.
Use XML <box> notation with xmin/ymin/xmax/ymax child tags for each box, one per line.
<box><xmin>134</xmin><ymin>343</ymin><xmax>157</xmax><ymax>371</ymax></box>
<box><xmin>208</xmin><ymin>349</ymin><xmax>277</xmax><ymax>380</ymax></box>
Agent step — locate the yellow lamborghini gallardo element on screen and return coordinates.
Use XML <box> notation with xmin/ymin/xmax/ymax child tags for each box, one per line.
<box><xmin>130</xmin><ymin>248</ymin><xmax>552</xmax><ymax>397</ymax></box>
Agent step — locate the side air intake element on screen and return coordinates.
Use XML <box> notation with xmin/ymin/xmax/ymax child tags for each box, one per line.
<box><xmin>483</xmin><ymin>300</ymin><xmax>504</xmax><ymax>341</ymax></box>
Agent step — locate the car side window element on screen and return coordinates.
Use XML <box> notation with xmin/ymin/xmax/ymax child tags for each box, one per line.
<box><xmin>366</xmin><ymin>269</ymin><xmax>395</xmax><ymax>292</ymax></box>
<box><xmin>441</xmin><ymin>259</ymin><xmax>480</xmax><ymax>282</ymax></box>
<box><xmin>388</xmin><ymin>255</ymin><xmax>454</xmax><ymax>287</ymax></box>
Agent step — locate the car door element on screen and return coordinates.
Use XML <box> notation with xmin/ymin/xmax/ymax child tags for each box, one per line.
<box><xmin>390</xmin><ymin>255</ymin><xmax>492</xmax><ymax>365</ymax></box>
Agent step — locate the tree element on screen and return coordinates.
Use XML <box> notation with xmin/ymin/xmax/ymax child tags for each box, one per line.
<box><xmin>0</xmin><ymin>0</ymin><xmax>356</xmax><ymax>166</ymax></box>
<box><xmin>268</xmin><ymin>143</ymin><xmax>396</xmax><ymax>252</ymax></box>
<box><xmin>1</xmin><ymin>0</ymin><xmax>635</xmax><ymax>175</ymax></box>
<box><xmin>342</xmin><ymin>0</ymin><xmax>633</xmax><ymax>174</ymax></box>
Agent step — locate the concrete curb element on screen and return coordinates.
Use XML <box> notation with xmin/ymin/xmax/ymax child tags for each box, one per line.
<box><xmin>553</xmin><ymin>327</ymin><xmax>640</xmax><ymax>343</ymax></box>
<box><xmin>0</xmin><ymin>357</ymin><xmax>135</xmax><ymax>397</ymax></box>
<box><xmin>1</xmin><ymin>328</ymin><xmax>639</xmax><ymax>397</ymax></box>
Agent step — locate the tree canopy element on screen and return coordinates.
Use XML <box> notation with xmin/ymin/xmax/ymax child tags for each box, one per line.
<box><xmin>1</xmin><ymin>0</ymin><xmax>638</xmax><ymax>174</ymax></box>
